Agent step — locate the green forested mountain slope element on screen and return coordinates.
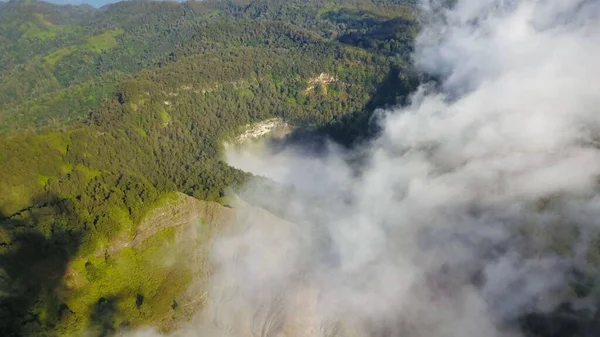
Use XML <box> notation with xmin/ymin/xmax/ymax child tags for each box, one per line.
<box><xmin>0</xmin><ymin>0</ymin><xmax>418</xmax><ymax>335</ymax></box>
<box><xmin>0</xmin><ymin>0</ymin><xmax>417</xmax><ymax>132</ymax></box>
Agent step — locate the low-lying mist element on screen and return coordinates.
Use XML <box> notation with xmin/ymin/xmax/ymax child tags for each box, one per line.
<box><xmin>125</xmin><ymin>0</ymin><xmax>600</xmax><ymax>336</ymax></box>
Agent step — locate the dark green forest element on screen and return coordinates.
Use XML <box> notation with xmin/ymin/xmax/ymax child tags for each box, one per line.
<box><xmin>0</xmin><ymin>0</ymin><xmax>419</xmax><ymax>335</ymax></box>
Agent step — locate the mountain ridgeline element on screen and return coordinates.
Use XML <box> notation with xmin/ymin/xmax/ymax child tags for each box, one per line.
<box><xmin>0</xmin><ymin>0</ymin><xmax>420</xmax><ymax>335</ymax></box>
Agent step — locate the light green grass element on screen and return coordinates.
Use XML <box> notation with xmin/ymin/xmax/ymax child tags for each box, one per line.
<box><xmin>40</xmin><ymin>132</ymin><xmax>71</xmax><ymax>155</ymax></box>
<box><xmin>45</xmin><ymin>46</ymin><xmax>76</xmax><ymax>65</ymax></box>
<box><xmin>20</xmin><ymin>21</ymin><xmax>57</xmax><ymax>39</ymax></box>
<box><xmin>61</xmin><ymin>163</ymin><xmax>74</xmax><ymax>173</ymax></box>
<box><xmin>33</xmin><ymin>13</ymin><xmax>54</xmax><ymax>28</ymax></box>
<box><xmin>44</xmin><ymin>28</ymin><xmax>124</xmax><ymax>65</ymax></box>
<box><xmin>74</xmin><ymin>164</ymin><xmax>102</xmax><ymax>181</ymax></box>
<box><xmin>160</xmin><ymin>111</ymin><xmax>170</xmax><ymax>126</ymax></box>
<box><xmin>84</xmin><ymin>28</ymin><xmax>123</xmax><ymax>52</ymax></box>
<box><xmin>63</xmin><ymin>227</ymin><xmax>192</xmax><ymax>335</ymax></box>
<box><xmin>17</xmin><ymin>14</ymin><xmax>55</xmax><ymax>39</ymax></box>
<box><xmin>37</xmin><ymin>174</ymin><xmax>51</xmax><ymax>186</ymax></box>
<box><xmin>217</xmin><ymin>196</ymin><xmax>232</xmax><ymax>206</ymax></box>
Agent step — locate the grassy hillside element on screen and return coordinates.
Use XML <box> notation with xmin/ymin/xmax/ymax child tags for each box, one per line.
<box><xmin>60</xmin><ymin>192</ymin><xmax>240</xmax><ymax>335</ymax></box>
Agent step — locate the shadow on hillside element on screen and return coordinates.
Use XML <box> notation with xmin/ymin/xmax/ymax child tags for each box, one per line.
<box><xmin>518</xmin><ymin>288</ymin><xmax>600</xmax><ymax>337</ymax></box>
<box><xmin>89</xmin><ymin>295</ymin><xmax>121</xmax><ymax>337</ymax></box>
<box><xmin>0</xmin><ymin>193</ymin><xmax>83</xmax><ymax>336</ymax></box>
<box><xmin>336</xmin><ymin>17</ymin><xmax>415</xmax><ymax>58</ymax></box>
<box><xmin>268</xmin><ymin>66</ymin><xmax>421</xmax><ymax>155</ymax></box>
<box><xmin>322</xmin><ymin>7</ymin><xmax>416</xmax><ymax>58</ymax></box>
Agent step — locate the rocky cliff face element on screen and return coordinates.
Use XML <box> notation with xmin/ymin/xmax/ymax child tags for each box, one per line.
<box><xmin>232</xmin><ymin>118</ymin><xmax>293</xmax><ymax>145</ymax></box>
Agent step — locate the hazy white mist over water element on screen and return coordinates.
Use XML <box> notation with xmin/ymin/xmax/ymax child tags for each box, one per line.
<box><xmin>127</xmin><ymin>0</ymin><xmax>600</xmax><ymax>336</ymax></box>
